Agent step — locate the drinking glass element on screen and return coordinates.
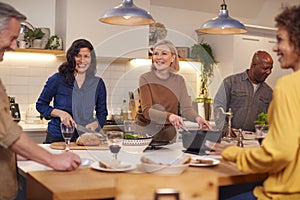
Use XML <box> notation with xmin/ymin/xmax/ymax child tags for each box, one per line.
<box><xmin>124</xmin><ymin>120</ymin><xmax>135</xmax><ymax>134</ymax></box>
<box><xmin>60</xmin><ymin>123</ymin><xmax>75</xmax><ymax>151</ymax></box>
<box><xmin>255</xmin><ymin>124</ymin><xmax>265</xmax><ymax>145</ymax></box>
<box><xmin>106</xmin><ymin>131</ymin><xmax>123</xmax><ymax>160</ymax></box>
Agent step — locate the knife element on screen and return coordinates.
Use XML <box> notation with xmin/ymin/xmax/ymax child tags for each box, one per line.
<box><xmin>76</xmin><ymin>124</ymin><xmax>106</xmax><ymax>138</ymax></box>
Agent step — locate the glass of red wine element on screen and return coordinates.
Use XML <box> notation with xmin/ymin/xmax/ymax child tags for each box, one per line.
<box><xmin>255</xmin><ymin>124</ymin><xmax>265</xmax><ymax>145</ymax></box>
<box><xmin>106</xmin><ymin>131</ymin><xmax>123</xmax><ymax>160</ymax></box>
<box><xmin>60</xmin><ymin>123</ymin><xmax>75</xmax><ymax>151</ymax></box>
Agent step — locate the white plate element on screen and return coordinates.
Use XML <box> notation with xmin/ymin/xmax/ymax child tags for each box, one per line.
<box><xmin>189</xmin><ymin>158</ymin><xmax>220</xmax><ymax>167</ymax></box>
<box><xmin>90</xmin><ymin>161</ymin><xmax>136</xmax><ymax>172</ymax></box>
<box><xmin>80</xmin><ymin>158</ymin><xmax>94</xmax><ymax>167</ymax></box>
<box><xmin>242</xmin><ymin>131</ymin><xmax>256</xmax><ymax>140</ymax></box>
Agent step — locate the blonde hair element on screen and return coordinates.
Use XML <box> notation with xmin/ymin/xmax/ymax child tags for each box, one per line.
<box><xmin>151</xmin><ymin>40</ymin><xmax>180</xmax><ymax>72</ymax></box>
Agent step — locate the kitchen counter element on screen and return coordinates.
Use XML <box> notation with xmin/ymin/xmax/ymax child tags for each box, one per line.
<box><xmin>19</xmin><ymin>121</ymin><xmax>48</xmax><ymax>132</ymax></box>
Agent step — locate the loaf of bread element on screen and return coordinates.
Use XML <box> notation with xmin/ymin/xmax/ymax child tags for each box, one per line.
<box><xmin>76</xmin><ymin>133</ymin><xmax>100</xmax><ymax>146</ymax></box>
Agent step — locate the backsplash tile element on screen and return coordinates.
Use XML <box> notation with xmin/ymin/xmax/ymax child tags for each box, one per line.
<box><xmin>0</xmin><ymin>55</ymin><xmax>198</xmax><ymax>121</ymax></box>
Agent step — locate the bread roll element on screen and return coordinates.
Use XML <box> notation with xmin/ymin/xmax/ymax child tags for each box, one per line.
<box><xmin>194</xmin><ymin>159</ymin><xmax>214</xmax><ymax>165</ymax></box>
<box><xmin>177</xmin><ymin>156</ymin><xmax>191</xmax><ymax>165</ymax></box>
<box><xmin>76</xmin><ymin>133</ymin><xmax>100</xmax><ymax>146</ymax></box>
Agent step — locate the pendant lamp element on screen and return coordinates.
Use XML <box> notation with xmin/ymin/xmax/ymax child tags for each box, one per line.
<box><xmin>99</xmin><ymin>0</ymin><xmax>155</xmax><ymax>26</ymax></box>
<box><xmin>197</xmin><ymin>0</ymin><xmax>247</xmax><ymax>34</ymax></box>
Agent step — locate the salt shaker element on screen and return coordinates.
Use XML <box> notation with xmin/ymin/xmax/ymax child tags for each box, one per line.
<box><xmin>236</xmin><ymin>128</ymin><xmax>244</xmax><ymax>147</ymax></box>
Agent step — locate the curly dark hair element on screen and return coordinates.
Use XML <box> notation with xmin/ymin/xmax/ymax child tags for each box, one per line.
<box><xmin>59</xmin><ymin>39</ymin><xmax>97</xmax><ymax>85</ymax></box>
<box><xmin>275</xmin><ymin>5</ymin><xmax>300</xmax><ymax>56</ymax></box>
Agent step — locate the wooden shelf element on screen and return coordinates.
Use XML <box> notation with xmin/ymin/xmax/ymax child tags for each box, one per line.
<box><xmin>13</xmin><ymin>48</ymin><xmax>65</xmax><ymax>56</ymax></box>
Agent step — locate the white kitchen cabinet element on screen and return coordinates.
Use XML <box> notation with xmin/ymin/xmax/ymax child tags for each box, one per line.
<box><xmin>198</xmin><ymin>31</ymin><xmax>292</xmax><ymax>90</ymax></box>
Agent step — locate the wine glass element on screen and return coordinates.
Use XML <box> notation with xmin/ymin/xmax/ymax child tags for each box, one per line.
<box><xmin>60</xmin><ymin>123</ymin><xmax>75</xmax><ymax>151</ymax></box>
<box><xmin>255</xmin><ymin>124</ymin><xmax>265</xmax><ymax>145</ymax></box>
<box><xmin>106</xmin><ymin>131</ymin><xmax>123</xmax><ymax>161</ymax></box>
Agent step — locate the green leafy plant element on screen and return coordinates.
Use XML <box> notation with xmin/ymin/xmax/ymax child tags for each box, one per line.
<box><xmin>45</xmin><ymin>35</ymin><xmax>60</xmax><ymax>50</ymax></box>
<box><xmin>254</xmin><ymin>112</ymin><xmax>268</xmax><ymax>125</ymax></box>
<box><xmin>191</xmin><ymin>42</ymin><xmax>217</xmax><ymax>99</ymax></box>
<box><xmin>24</xmin><ymin>28</ymin><xmax>45</xmax><ymax>41</ymax></box>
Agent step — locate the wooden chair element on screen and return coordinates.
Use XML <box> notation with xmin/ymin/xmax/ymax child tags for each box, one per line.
<box><xmin>115</xmin><ymin>172</ymin><xmax>218</xmax><ymax>200</ymax></box>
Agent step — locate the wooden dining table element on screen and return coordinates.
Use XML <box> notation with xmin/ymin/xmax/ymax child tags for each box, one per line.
<box><xmin>18</xmin><ymin>141</ymin><xmax>267</xmax><ymax>200</ymax></box>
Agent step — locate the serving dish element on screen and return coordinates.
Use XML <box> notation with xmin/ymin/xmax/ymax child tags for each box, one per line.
<box><xmin>80</xmin><ymin>158</ymin><xmax>94</xmax><ymax>167</ymax></box>
<box><xmin>189</xmin><ymin>157</ymin><xmax>220</xmax><ymax>167</ymax></box>
<box><xmin>90</xmin><ymin>161</ymin><xmax>136</xmax><ymax>172</ymax></box>
<box><xmin>122</xmin><ymin>137</ymin><xmax>153</xmax><ymax>153</ymax></box>
<box><xmin>139</xmin><ymin>163</ymin><xmax>189</xmax><ymax>175</ymax></box>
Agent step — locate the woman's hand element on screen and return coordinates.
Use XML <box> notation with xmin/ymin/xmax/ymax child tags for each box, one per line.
<box><xmin>51</xmin><ymin>109</ymin><xmax>75</xmax><ymax>127</ymax></box>
<box><xmin>168</xmin><ymin>114</ymin><xmax>183</xmax><ymax>128</ymax></box>
<box><xmin>196</xmin><ymin>116</ymin><xmax>212</xmax><ymax>130</ymax></box>
<box><xmin>85</xmin><ymin>121</ymin><xmax>99</xmax><ymax>131</ymax></box>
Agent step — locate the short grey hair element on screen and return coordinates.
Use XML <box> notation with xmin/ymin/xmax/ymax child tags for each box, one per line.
<box><xmin>0</xmin><ymin>2</ymin><xmax>26</xmax><ymax>32</ymax></box>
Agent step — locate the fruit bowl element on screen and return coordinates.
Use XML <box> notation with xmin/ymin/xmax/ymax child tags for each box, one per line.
<box><xmin>122</xmin><ymin>137</ymin><xmax>152</xmax><ymax>154</ymax></box>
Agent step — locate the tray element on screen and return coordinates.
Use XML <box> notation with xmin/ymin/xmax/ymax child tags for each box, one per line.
<box><xmin>50</xmin><ymin>142</ymin><xmax>108</xmax><ymax>150</ymax></box>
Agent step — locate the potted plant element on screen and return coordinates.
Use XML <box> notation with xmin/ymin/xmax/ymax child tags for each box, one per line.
<box><xmin>191</xmin><ymin>42</ymin><xmax>217</xmax><ymax>98</ymax></box>
<box><xmin>45</xmin><ymin>35</ymin><xmax>61</xmax><ymax>50</ymax></box>
<box><xmin>24</xmin><ymin>28</ymin><xmax>45</xmax><ymax>48</ymax></box>
<box><xmin>190</xmin><ymin>42</ymin><xmax>217</xmax><ymax>120</ymax></box>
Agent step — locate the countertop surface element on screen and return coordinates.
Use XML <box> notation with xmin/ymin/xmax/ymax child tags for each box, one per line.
<box><xmin>19</xmin><ymin>121</ymin><xmax>47</xmax><ymax>132</ymax></box>
<box><xmin>17</xmin><ymin>120</ymin><xmax>215</xmax><ymax>133</ymax></box>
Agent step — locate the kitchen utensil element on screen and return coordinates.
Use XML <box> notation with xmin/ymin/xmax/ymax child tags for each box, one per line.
<box><xmin>76</xmin><ymin>124</ymin><xmax>105</xmax><ymax>138</ymax></box>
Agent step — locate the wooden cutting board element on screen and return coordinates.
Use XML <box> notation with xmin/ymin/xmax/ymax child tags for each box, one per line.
<box><xmin>50</xmin><ymin>142</ymin><xmax>108</xmax><ymax>150</ymax></box>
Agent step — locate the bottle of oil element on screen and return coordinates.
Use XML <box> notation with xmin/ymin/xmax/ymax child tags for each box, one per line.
<box><xmin>121</xmin><ymin>99</ymin><xmax>129</xmax><ymax>120</ymax></box>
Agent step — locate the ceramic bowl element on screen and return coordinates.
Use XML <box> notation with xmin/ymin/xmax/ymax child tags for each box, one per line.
<box><xmin>139</xmin><ymin>163</ymin><xmax>189</xmax><ymax>175</ymax></box>
<box><xmin>122</xmin><ymin>137</ymin><xmax>152</xmax><ymax>153</ymax></box>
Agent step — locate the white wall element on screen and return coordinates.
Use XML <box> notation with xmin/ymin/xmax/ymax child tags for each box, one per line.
<box><xmin>3</xmin><ymin>0</ymin><xmax>56</xmax><ymax>34</ymax></box>
<box><xmin>0</xmin><ymin>55</ymin><xmax>198</xmax><ymax>121</ymax></box>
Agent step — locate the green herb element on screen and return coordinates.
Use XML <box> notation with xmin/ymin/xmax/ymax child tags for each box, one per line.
<box><xmin>254</xmin><ymin>112</ymin><xmax>268</xmax><ymax>125</ymax></box>
<box><xmin>124</xmin><ymin>133</ymin><xmax>139</xmax><ymax>139</ymax></box>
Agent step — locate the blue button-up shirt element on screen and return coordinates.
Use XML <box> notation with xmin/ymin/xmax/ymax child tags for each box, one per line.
<box><xmin>36</xmin><ymin>73</ymin><xmax>107</xmax><ymax>139</ymax></box>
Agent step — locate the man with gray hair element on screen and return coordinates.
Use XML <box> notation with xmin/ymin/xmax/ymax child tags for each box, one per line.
<box><xmin>0</xmin><ymin>2</ymin><xmax>81</xmax><ymax>199</ymax></box>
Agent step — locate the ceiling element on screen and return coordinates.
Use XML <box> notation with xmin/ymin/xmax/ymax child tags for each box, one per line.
<box><xmin>150</xmin><ymin>0</ymin><xmax>298</xmax><ymax>19</ymax></box>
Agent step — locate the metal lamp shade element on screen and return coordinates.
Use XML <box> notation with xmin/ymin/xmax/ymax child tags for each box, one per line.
<box><xmin>197</xmin><ymin>4</ymin><xmax>247</xmax><ymax>34</ymax></box>
<box><xmin>99</xmin><ymin>0</ymin><xmax>155</xmax><ymax>26</ymax></box>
